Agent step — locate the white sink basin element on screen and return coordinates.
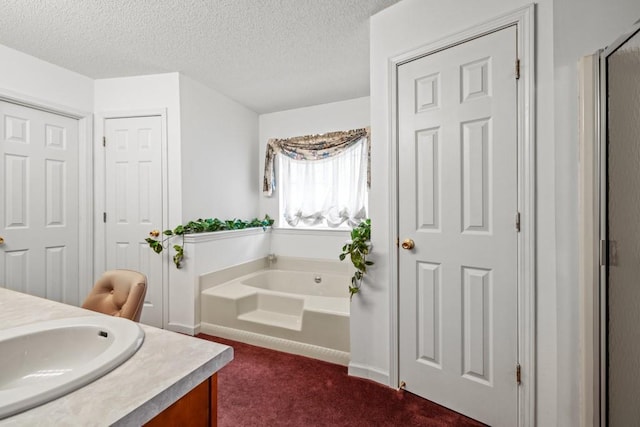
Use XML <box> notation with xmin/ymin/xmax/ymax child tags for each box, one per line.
<box><xmin>0</xmin><ymin>315</ymin><xmax>145</xmax><ymax>419</ymax></box>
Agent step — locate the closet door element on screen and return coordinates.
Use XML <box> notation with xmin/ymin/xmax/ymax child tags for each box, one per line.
<box><xmin>0</xmin><ymin>101</ymin><xmax>80</xmax><ymax>303</ymax></box>
<box><xmin>104</xmin><ymin>115</ymin><xmax>163</xmax><ymax>328</ymax></box>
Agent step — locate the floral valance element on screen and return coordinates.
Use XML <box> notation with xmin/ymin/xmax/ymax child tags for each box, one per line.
<box><xmin>263</xmin><ymin>127</ymin><xmax>370</xmax><ymax>196</ymax></box>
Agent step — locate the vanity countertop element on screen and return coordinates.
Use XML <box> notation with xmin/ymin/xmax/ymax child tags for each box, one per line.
<box><xmin>0</xmin><ymin>288</ymin><xmax>233</xmax><ymax>426</ymax></box>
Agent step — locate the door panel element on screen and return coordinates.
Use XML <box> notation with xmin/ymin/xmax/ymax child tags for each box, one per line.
<box><xmin>606</xmin><ymin>26</ymin><xmax>640</xmax><ymax>427</ymax></box>
<box><xmin>398</xmin><ymin>26</ymin><xmax>518</xmax><ymax>426</ymax></box>
<box><xmin>0</xmin><ymin>101</ymin><xmax>79</xmax><ymax>303</ymax></box>
<box><xmin>105</xmin><ymin>116</ymin><xmax>163</xmax><ymax>327</ymax></box>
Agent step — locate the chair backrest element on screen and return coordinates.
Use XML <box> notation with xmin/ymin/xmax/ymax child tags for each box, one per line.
<box><xmin>82</xmin><ymin>270</ymin><xmax>147</xmax><ymax>322</ymax></box>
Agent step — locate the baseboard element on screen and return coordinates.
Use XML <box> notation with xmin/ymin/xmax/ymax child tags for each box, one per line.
<box><xmin>167</xmin><ymin>322</ymin><xmax>197</xmax><ymax>336</ymax></box>
<box><xmin>348</xmin><ymin>362</ymin><xmax>390</xmax><ymax>387</ymax></box>
<box><xmin>200</xmin><ymin>322</ymin><xmax>350</xmax><ymax>366</ymax></box>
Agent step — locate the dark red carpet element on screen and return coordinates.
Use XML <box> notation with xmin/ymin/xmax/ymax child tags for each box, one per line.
<box><xmin>197</xmin><ymin>334</ymin><xmax>485</xmax><ymax>427</ymax></box>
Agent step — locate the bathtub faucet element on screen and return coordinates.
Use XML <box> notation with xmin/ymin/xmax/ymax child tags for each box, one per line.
<box><xmin>267</xmin><ymin>253</ymin><xmax>277</xmax><ymax>268</ymax></box>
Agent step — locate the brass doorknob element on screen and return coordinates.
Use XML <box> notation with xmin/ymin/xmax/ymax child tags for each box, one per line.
<box><xmin>0</xmin><ymin>236</ymin><xmax>4</xmax><ymax>245</ymax></box>
<box><xmin>401</xmin><ymin>238</ymin><xmax>415</xmax><ymax>250</ymax></box>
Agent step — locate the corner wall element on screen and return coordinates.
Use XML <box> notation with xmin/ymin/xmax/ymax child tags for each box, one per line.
<box><xmin>179</xmin><ymin>75</ymin><xmax>259</xmax><ymax>220</ymax></box>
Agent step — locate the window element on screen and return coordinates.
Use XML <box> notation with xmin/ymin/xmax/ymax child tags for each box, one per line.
<box><xmin>263</xmin><ymin>128</ymin><xmax>370</xmax><ymax>229</ymax></box>
<box><xmin>278</xmin><ymin>137</ymin><xmax>368</xmax><ymax>228</ymax></box>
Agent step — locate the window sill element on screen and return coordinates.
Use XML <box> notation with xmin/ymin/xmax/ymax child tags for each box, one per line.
<box><xmin>271</xmin><ymin>227</ymin><xmax>350</xmax><ymax>237</ymax></box>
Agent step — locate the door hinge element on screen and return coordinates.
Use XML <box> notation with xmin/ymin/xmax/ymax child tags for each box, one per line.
<box><xmin>599</xmin><ymin>239</ymin><xmax>608</xmax><ymax>266</ymax></box>
<box><xmin>515</xmin><ymin>212</ymin><xmax>521</xmax><ymax>232</ymax></box>
<box><xmin>516</xmin><ymin>364</ymin><xmax>522</xmax><ymax>385</ymax></box>
<box><xmin>515</xmin><ymin>59</ymin><xmax>521</xmax><ymax>80</ymax></box>
<box><xmin>103</xmin><ymin>212</ymin><xmax>107</xmax><ymax>223</ymax></box>
<box><xmin>102</xmin><ymin>136</ymin><xmax>106</xmax><ymax>147</ymax></box>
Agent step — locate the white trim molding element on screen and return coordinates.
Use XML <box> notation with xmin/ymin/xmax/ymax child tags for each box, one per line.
<box><xmin>348</xmin><ymin>362</ymin><xmax>390</xmax><ymax>386</ymax></box>
<box><xmin>202</xmin><ymin>322</ymin><xmax>351</xmax><ymax>366</ymax></box>
<box><xmin>578</xmin><ymin>53</ymin><xmax>600</xmax><ymax>427</ymax></box>
<box><xmin>387</xmin><ymin>5</ymin><xmax>536</xmax><ymax>426</ymax></box>
<box><xmin>184</xmin><ymin>226</ymin><xmax>271</xmax><ymax>243</ymax></box>
<box><xmin>271</xmin><ymin>227</ymin><xmax>350</xmax><ymax>237</ymax></box>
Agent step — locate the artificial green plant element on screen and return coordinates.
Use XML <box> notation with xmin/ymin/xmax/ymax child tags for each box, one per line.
<box><xmin>339</xmin><ymin>218</ymin><xmax>374</xmax><ymax>299</ymax></box>
<box><xmin>146</xmin><ymin>215</ymin><xmax>274</xmax><ymax>269</ymax></box>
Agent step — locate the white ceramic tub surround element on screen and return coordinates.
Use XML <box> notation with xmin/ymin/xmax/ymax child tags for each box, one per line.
<box><xmin>200</xmin><ymin>256</ymin><xmax>351</xmax><ymax>365</ymax></box>
<box><xmin>0</xmin><ymin>288</ymin><xmax>232</xmax><ymax>426</ymax></box>
<box><xmin>168</xmin><ymin>228</ymin><xmax>271</xmax><ymax>335</ymax></box>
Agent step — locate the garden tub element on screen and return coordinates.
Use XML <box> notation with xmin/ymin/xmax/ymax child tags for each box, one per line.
<box><xmin>200</xmin><ymin>266</ymin><xmax>350</xmax><ymax>365</ymax></box>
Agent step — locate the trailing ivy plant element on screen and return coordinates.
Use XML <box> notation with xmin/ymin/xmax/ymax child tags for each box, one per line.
<box><xmin>146</xmin><ymin>215</ymin><xmax>274</xmax><ymax>269</ymax></box>
<box><xmin>339</xmin><ymin>218</ymin><xmax>374</xmax><ymax>300</ymax></box>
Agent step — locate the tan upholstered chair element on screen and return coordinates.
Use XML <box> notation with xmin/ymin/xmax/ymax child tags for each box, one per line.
<box><xmin>82</xmin><ymin>270</ymin><xmax>147</xmax><ymax>322</ymax></box>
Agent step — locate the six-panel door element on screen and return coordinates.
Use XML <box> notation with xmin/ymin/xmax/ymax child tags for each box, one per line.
<box><xmin>0</xmin><ymin>101</ymin><xmax>79</xmax><ymax>304</ymax></box>
<box><xmin>398</xmin><ymin>26</ymin><xmax>519</xmax><ymax>426</ymax></box>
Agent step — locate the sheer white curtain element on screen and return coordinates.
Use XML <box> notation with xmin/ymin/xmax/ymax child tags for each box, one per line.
<box><xmin>279</xmin><ymin>137</ymin><xmax>368</xmax><ymax>228</ymax></box>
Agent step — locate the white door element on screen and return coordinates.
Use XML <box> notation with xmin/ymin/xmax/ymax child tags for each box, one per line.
<box><xmin>104</xmin><ymin>116</ymin><xmax>163</xmax><ymax>327</ymax></box>
<box><xmin>398</xmin><ymin>26</ymin><xmax>519</xmax><ymax>426</ymax></box>
<box><xmin>0</xmin><ymin>101</ymin><xmax>79</xmax><ymax>304</ymax></box>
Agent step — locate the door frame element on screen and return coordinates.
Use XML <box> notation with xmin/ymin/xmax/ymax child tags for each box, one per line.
<box><xmin>94</xmin><ymin>109</ymin><xmax>169</xmax><ymax>328</ymax></box>
<box><xmin>0</xmin><ymin>87</ymin><xmax>93</xmax><ymax>305</ymax></box>
<box><xmin>388</xmin><ymin>5</ymin><xmax>535</xmax><ymax>425</ymax></box>
<box><xmin>578</xmin><ymin>52</ymin><xmax>601</xmax><ymax>427</ymax></box>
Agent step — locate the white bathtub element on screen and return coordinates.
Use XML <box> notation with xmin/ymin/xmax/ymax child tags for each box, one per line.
<box><xmin>242</xmin><ymin>270</ymin><xmax>347</xmax><ymax>297</ymax></box>
<box><xmin>200</xmin><ymin>266</ymin><xmax>350</xmax><ymax>365</ymax></box>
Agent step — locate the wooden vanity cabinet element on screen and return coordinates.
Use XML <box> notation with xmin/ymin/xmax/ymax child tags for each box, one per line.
<box><xmin>145</xmin><ymin>374</ymin><xmax>218</xmax><ymax>427</ymax></box>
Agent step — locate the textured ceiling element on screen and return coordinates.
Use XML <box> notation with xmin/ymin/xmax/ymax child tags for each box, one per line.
<box><xmin>0</xmin><ymin>0</ymin><xmax>400</xmax><ymax>113</ymax></box>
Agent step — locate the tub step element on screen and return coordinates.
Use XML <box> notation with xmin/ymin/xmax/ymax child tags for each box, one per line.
<box><xmin>237</xmin><ymin>309</ymin><xmax>302</xmax><ymax>331</ymax></box>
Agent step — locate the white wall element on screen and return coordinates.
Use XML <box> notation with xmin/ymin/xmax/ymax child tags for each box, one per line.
<box><xmin>179</xmin><ymin>75</ymin><xmax>259</xmax><ymax>220</ymax></box>
<box><xmin>0</xmin><ymin>44</ymin><xmax>93</xmax><ymax>112</ymax></box>
<box><xmin>258</xmin><ymin>96</ymin><xmax>370</xmax><ymax>260</ymax></box>
<box><xmin>369</xmin><ymin>0</ymin><xmax>557</xmax><ymax>424</ymax></box>
<box><xmin>269</xmin><ymin>229</ymin><xmax>350</xmax><ymax>261</ymax></box>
